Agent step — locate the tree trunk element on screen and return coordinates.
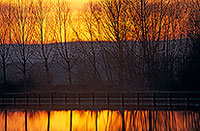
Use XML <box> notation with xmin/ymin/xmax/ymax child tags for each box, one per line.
<box><xmin>2</xmin><ymin>57</ymin><xmax>6</xmax><ymax>84</ymax></box>
<box><xmin>45</xmin><ymin>58</ymin><xmax>50</xmax><ymax>84</ymax></box>
<box><xmin>67</xmin><ymin>61</ymin><xmax>72</xmax><ymax>85</ymax></box>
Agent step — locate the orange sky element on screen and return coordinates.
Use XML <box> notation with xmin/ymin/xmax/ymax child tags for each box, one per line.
<box><xmin>4</xmin><ymin>0</ymin><xmax>90</xmax><ymax>11</ymax></box>
<box><xmin>69</xmin><ymin>0</ymin><xmax>90</xmax><ymax>11</ymax></box>
<box><xmin>49</xmin><ymin>0</ymin><xmax>90</xmax><ymax>11</ymax></box>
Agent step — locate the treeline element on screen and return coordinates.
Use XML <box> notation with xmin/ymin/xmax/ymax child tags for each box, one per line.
<box><xmin>0</xmin><ymin>0</ymin><xmax>199</xmax><ymax>92</ymax></box>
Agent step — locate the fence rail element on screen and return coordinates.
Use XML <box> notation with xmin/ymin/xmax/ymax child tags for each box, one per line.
<box><xmin>0</xmin><ymin>92</ymin><xmax>200</xmax><ymax>111</ymax></box>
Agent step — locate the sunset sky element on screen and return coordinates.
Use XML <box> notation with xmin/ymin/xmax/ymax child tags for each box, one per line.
<box><xmin>4</xmin><ymin>0</ymin><xmax>90</xmax><ymax>11</ymax></box>
<box><xmin>48</xmin><ymin>0</ymin><xmax>90</xmax><ymax>11</ymax></box>
<box><xmin>68</xmin><ymin>0</ymin><xmax>90</xmax><ymax>11</ymax></box>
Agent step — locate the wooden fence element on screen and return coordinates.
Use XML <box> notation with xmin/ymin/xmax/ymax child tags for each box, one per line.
<box><xmin>0</xmin><ymin>91</ymin><xmax>200</xmax><ymax>111</ymax></box>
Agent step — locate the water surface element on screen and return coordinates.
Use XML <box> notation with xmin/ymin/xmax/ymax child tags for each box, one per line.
<box><xmin>0</xmin><ymin>110</ymin><xmax>199</xmax><ymax>131</ymax></box>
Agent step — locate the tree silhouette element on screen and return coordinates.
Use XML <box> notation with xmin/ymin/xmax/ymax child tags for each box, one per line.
<box><xmin>55</xmin><ymin>0</ymin><xmax>75</xmax><ymax>85</ymax></box>
<box><xmin>33</xmin><ymin>0</ymin><xmax>57</xmax><ymax>85</ymax></box>
<box><xmin>0</xmin><ymin>1</ymin><xmax>12</xmax><ymax>85</ymax></box>
<box><xmin>11</xmin><ymin>0</ymin><xmax>35</xmax><ymax>90</ymax></box>
<box><xmin>100</xmin><ymin>0</ymin><xmax>130</xmax><ymax>87</ymax></box>
<box><xmin>176</xmin><ymin>0</ymin><xmax>200</xmax><ymax>90</ymax></box>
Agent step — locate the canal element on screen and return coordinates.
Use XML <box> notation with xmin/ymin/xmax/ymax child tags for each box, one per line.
<box><xmin>0</xmin><ymin>110</ymin><xmax>199</xmax><ymax>130</ymax></box>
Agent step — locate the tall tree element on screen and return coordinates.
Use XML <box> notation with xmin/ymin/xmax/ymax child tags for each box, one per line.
<box><xmin>56</xmin><ymin>0</ymin><xmax>75</xmax><ymax>85</ymax></box>
<box><xmin>128</xmin><ymin>0</ymin><xmax>181</xmax><ymax>89</ymax></box>
<box><xmin>100</xmin><ymin>0</ymin><xmax>130</xmax><ymax>87</ymax></box>
<box><xmin>34</xmin><ymin>0</ymin><xmax>57</xmax><ymax>84</ymax></box>
<box><xmin>80</xmin><ymin>2</ymin><xmax>103</xmax><ymax>83</ymax></box>
<box><xmin>11</xmin><ymin>0</ymin><xmax>35</xmax><ymax>90</ymax></box>
<box><xmin>0</xmin><ymin>1</ymin><xmax>12</xmax><ymax>84</ymax></box>
<box><xmin>177</xmin><ymin>0</ymin><xmax>200</xmax><ymax>90</ymax></box>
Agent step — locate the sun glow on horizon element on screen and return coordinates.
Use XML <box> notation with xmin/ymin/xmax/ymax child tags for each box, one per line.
<box><xmin>69</xmin><ymin>0</ymin><xmax>90</xmax><ymax>11</ymax></box>
<box><xmin>3</xmin><ymin>0</ymin><xmax>90</xmax><ymax>11</ymax></box>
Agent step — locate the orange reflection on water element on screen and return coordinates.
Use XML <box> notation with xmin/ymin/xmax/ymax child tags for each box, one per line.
<box><xmin>124</xmin><ymin>111</ymin><xmax>149</xmax><ymax>131</ymax></box>
<box><xmin>98</xmin><ymin>110</ymin><xmax>122</xmax><ymax>131</ymax></box>
<box><xmin>73</xmin><ymin>110</ymin><xmax>96</xmax><ymax>131</ymax></box>
<box><xmin>50</xmin><ymin>110</ymin><xmax>71</xmax><ymax>131</ymax></box>
<box><xmin>151</xmin><ymin>111</ymin><xmax>200</xmax><ymax>130</ymax></box>
<box><xmin>0</xmin><ymin>112</ymin><xmax>5</xmax><ymax>131</ymax></box>
<box><xmin>0</xmin><ymin>110</ymin><xmax>199</xmax><ymax>130</ymax></box>
<box><xmin>7</xmin><ymin>111</ymin><xmax>25</xmax><ymax>131</ymax></box>
<box><xmin>28</xmin><ymin>111</ymin><xmax>48</xmax><ymax>131</ymax></box>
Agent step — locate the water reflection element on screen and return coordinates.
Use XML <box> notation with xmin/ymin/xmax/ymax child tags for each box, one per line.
<box><xmin>28</xmin><ymin>111</ymin><xmax>48</xmax><ymax>131</ymax></box>
<box><xmin>0</xmin><ymin>110</ymin><xmax>199</xmax><ymax>131</ymax></box>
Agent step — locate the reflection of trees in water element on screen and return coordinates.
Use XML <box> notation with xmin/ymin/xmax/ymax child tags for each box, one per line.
<box><xmin>151</xmin><ymin>111</ymin><xmax>200</xmax><ymax>130</ymax></box>
<box><xmin>185</xmin><ymin>112</ymin><xmax>200</xmax><ymax>130</ymax></box>
<box><xmin>125</xmin><ymin>111</ymin><xmax>149</xmax><ymax>130</ymax></box>
<box><xmin>0</xmin><ymin>110</ymin><xmax>199</xmax><ymax>130</ymax></box>
<box><xmin>98</xmin><ymin>110</ymin><xmax>122</xmax><ymax>131</ymax></box>
<box><xmin>124</xmin><ymin>111</ymin><xmax>200</xmax><ymax>131</ymax></box>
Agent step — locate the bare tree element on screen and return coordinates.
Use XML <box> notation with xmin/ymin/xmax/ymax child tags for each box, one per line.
<box><xmin>100</xmin><ymin>0</ymin><xmax>130</xmax><ymax>87</ymax></box>
<box><xmin>79</xmin><ymin>2</ymin><xmax>103</xmax><ymax>83</ymax></box>
<box><xmin>34</xmin><ymin>0</ymin><xmax>57</xmax><ymax>84</ymax></box>
<box><xmin>55</xmin><ymin>0</ymin><xmax>76</xmax><ymax>85</ymax></box>
<box><xmin>11</xmin><ymin>0</ymin><xmax>35</xmax><ymax>89</ymax></box>
<box><xmin>88</xmin><ymin>3</ymin><xmax>115</xmax><ymax>85</ymax></box>
<box><xmin>70</xmin><ymin>13</ymin><xmax>90</xmax><ymax>83</ymax></box>
<box><xmin>0</xmin><ymin>1</ymin><xmax>13</xmax><ymax>84</ymax></box>
<box><xmin>128</xmin><ymin>0</ymin><xmax>183</xmax><ymax>89</ymax></box>
<box><xmin>176</xmin><ymin>0</ymin><xmax>200</xmax><ymax>90</ymax></box>
<box><xmin>187</xmin><ymin>0</ymin><xmax>200</xmax><ymax>38</ymax></box>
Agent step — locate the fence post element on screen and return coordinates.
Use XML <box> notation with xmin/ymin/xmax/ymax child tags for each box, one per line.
<box><xmin>38</xmin><ymin>94</ymin><xmax>40</xmax><ymax>108</ymax></box>
<box><xmin>78</xmin><ymin>93</ymin><xmax>80</xmax><ymax>106</ymax></box>
<box><xmin>92</xmin><ymin>92</ymin><xmax>95</xmax><ymax>107</ymax></box>
<box><xmin>2</xmin><ymin>95</ymin><xmax>4</xmax><ymax>108</ymax></box>
<box><xmin>153</xmin><ymin>93</ymin><xmax>156</xmax><ymax>107</ymax></box>
<box><xmin>107</xmin><ymin>93</ymin><xmax>109</xmax><ymax>108</ymax></box>
<box><xmin>137</xmin><ymin>93</ymin><xmax>139</xmax><ymax>109</ymax></box>
<box><xmin>170</xmin><ymin>93</ymin><xmax>172</xmax><ymax>109</ymax></box>
<box><xmin>14</xmin><ymin>95</ymin><xmax>16</xmax><ymax>108</ymax></box>
<box><xmin>51</xmin><ymin>93</ymin><xmax>54</xmax><ymax>109</ymax></box>
<box><xmin>122</xmin><ymin>93</ymin><xmax>124</xmax><ymax>109</ymax></box>
<box><xmin>26</xmin><ymin>94</ymin><xmax>28</xmax><ymax>108</ymax></box>
<box><xmin>187</xmin><ymin>94</ymin><xmax>189</xmax><ymax>108</ymax></box>
<box><xmin>65</xmin><ymin>93</ymin><xmax>67</xmax><ymax>105</ymax></box>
